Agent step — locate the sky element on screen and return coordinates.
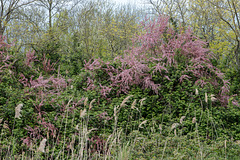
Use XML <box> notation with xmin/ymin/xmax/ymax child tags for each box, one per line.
<box><xmin>113</xmin><ymin>0</ymin><xmax>137</xmax><ymax>5</ymax></box>
<box><xmin>113</xmin><ymin>0</ymin><xmax>146</xmax><ymax>7</ymax></box>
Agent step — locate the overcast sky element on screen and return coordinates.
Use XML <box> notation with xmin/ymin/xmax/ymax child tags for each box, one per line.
<box><xmin>113</xmin><ymin>0</ymin><xmax>136</xmax><ymax>5</ymax></box>
<box><xmin>112</xmin><ymin>0</ymin><xmax>146</xmax><ymax>7</ymax></box>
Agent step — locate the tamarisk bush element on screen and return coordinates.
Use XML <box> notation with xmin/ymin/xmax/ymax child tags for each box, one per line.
<box><xmin>84</xmin><ymin>15</ymin><xmax>238</xmax><ymax>107</ymax></box>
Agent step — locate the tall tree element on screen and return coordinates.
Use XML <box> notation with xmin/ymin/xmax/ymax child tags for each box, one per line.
<box><xmin>35</xmin><ymin>0</ymin><xmax>81</xmax><ymax>30</ymax></box>
<box><xmin>0</xmin><ymin>0</ymin><xmax>36</xmax><ymax>35</ymax></box>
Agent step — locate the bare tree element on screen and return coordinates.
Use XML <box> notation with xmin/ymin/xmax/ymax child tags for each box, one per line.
<box><xmin>0</xmin><ymin>0</ymin><xmax>36</xmax><ymax>35</ymax></box>
<box><xmin>35</xmin><ymin>0</ymin><xmax>82</xmax><ymax>30</ymax></box>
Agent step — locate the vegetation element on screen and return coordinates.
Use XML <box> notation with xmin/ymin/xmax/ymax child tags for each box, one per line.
<box><xmin>0</xmin><ymin>0</ymin><xmax>240</xmax><ymax>159</ymax></box>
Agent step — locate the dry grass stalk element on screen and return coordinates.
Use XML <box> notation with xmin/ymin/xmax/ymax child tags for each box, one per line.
<box><xmin>89</xmin><ymin>99</ymin><xmax>96</xmax><ymax>110</ymax></box>
<box><xmin>210</xmin><ymin>94</ymin><xmax>217</xmax><ymax>102</ymax></box>
<box><xmin>80</xmin><ymin>108</ymin><xmax>87</xmax><ymax>118</ymax></box>
<box><xmin>174</xmin><ymin>129</ymin><xmax>177</xmax><ymax>136</ymax></box>
<box><xmin>37</xmin><ymin>138</ymin><xmax>47</xmax><ymax>153</ymax></box>
<box><xmin>0</xmin><ymin>118</ymin><xmax>3</xmax><ymax>123</ymax></box>
<box><xmin>171</xmin><ymin>123</ymin><xmax>179</xmax><ymax>130</ymax></box>
<box><xmin>15</xmin><ymin>104</ymin><xmax>23</xmax><ymax>119</ymax></box>
<box><xmin>205</xmin><ymin>93</ymin><xmax>208</xmax><ymax>103</ymax></box>
<box><xmin>159</xmin><ymin>124</ymin><xmax>162</xmax><ymax>134</ymax></box>
<box><xmin>75</xmin><ymin>124</ymin><xmax>79</xmax><ymax>131</ymax></box>
<box><xmin>84</xmin><ymin>97</ymin><xmax>88</xmax><ymax>107</ymax></box>
<box><xmin>114</xmin><ymin>106</ymin><xmax>118</xmax><ymax>117</ymax></box>
<box><xmin>69</xmin><ymin>134</ymin><xmax>76</xmax><ymax>151</ymax></box>
<box><xmin>139</xmin><ymin>98</ymin><xmax>146</xmax><ymax>106</ymax></box>
<box><xmin>3</xmin><ymin>121</ymin><xmax>9</xmax><ymax>130</ymax></box>
<box><xmin>120</xmin><ymin>95</ymin><xmax>133</xmax><ymax>108</ymax></box>
<box><xmin>195</xmin><ymin>88</ymin><xmax>199</xmax><ymax>95</ymax></box>
<box><xmin>105</xmin><ymin>134</ymin><xmax>113</xmax><ymax>156</ymax></box>
<box><xmin>87</xmin><ymin>128</ymin><xmax>98</xmax><ymax>135</ymax></box>
<box><xmin>139</xmin><ymin>120</ymin><xmax>147</xmax><ymax>128</ymax></box>
<box><xmin>131</xmin><ymin>99</ymin><xmax>137</xmax><ymax>110</ymax></box>
<box><xmin>180</xmin><ymin>116</ymin><xmax>186</xmax><ymax>124</ymax></box>
<box><xmin>192</xmin><ymin>117</ymin><xmax>196</xmax><ymax>124</ymax></box>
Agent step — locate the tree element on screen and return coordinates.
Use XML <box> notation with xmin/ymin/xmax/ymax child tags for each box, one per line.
<box><xmin>35</xmin><ymin>0</ymin><xmax>82</xmax><ymax>31</ymax></box>
<box><xmin>206</xmin><ymin>0</ymin><xmax>240</xmax><ymax>71</ymax></box>
<box><xmin>0</xmin><ymin>0</ymin><xmax>36</xmax><ymax>35</ymax></box>
<box><xmin>147</xmin><ymin>0</ymin><xmax>188</xmax><ymax>28</ymax></box>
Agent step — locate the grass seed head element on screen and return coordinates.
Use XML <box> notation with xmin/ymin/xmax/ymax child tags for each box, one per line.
<box><xmin>205</xmin><ymin>93</ymin><xmax>208</xmax><ymax>103</ymax></box>
<box><xmin>180</xmin><ymin>116</ymin><xmax>186</xmax><ymax>124</ymax></box>
<box><xmin>192</xmin><ymin>117</ymin><xmax>196</xmax><ymax>124</ymax></box>
<box><xmin>69</xmin><ymin>134</ymin><xmax>76</xmax><ymax>151</ymax></box>
<box><xmin>15</xmin><ymin>103</ymin><xmax>23</xmax><ymax>119</ymax></box>
<box><xmin>89</xmin><ymin>99</ymin><xmax>96</xmax><ymax>110</ymax></box>
<box><xmin>84</xmin><ymin>97</ymin><xmax>88</xmax><ymax>107</ymax></box>
<box><xmin>38</xmin><ymin>138</ymin><xmax>47</xmax><ymax>153</ymax></box>
<box><xmin>171</xmin><ymin>123</ymin><xmax>179</xmax><ymax>130</ymax></box>
<box><xmin>3</xmin><ymin>121</ymin><xmax>9</xmax><ymax>129</ymax></box>
<box><xmin>120</xmin><ymin>95</ymin><xmax>133</xmax><ymax>108</ymax></box>
<box><xmin>80</xmin><ymin>108</ymin><xmax>87</xmax><ymax>118</ymax></box>
<box><xmin>139</xmin><ymin>98</ymin><xmax>146</xmax><ymax>106</ymax></box>
<box><xmin>139</xmin><ymin>120</ymin><xmax>148</xmax><ymax>128</ymax></box>
<box><xmin>210</xmin><ymin>94</ymin><xmax>217</xmax><ymax>102</ymax></box>
<box><xmin>131</xmin><ymin>99</ymin><xmax>137</xmax><ymax>109</ymax></box>
<box><xmin>195</xmin><ymin>88</ymin><xmax>199</xmax><ymax>95</ymax></box>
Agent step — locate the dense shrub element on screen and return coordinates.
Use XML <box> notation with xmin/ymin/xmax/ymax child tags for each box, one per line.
<box><xmin>77</xmin><ymin>15</ymin><xmax>240</xmax><ymax>139</ymax></box>
<box><xmin>83</xmin><ymin>15</ymin><xmax>237</xmax><ymax>108</ymax></box>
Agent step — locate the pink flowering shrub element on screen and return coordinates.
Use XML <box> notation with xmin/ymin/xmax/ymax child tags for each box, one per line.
<box><xmin>0</xmin><ymin>36</ymin><xmax>75</xmax><ymax>150</ymax></box>
<box><xmin>83</xmin><ymin>15</ymin><xmax>237</xmax><ymax>107</ymax></box>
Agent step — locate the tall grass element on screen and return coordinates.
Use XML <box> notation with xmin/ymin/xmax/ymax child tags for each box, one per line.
<box><xmin>0</xmin><ymin>96</ymin><xmax>240</xmax><ymax>160</ymax></box>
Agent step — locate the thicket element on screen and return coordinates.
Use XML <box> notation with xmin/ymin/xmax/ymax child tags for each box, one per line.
<box><xmin>0</xmin><ymin>15</ymin><xmax>240</xmax><ymax>159</ymax></box>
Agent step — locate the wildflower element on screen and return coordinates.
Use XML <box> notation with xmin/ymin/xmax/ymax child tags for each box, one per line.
<box><xmin>15</xmin><ymin>104</ymin><xmax>23</xmax><ymax>119</ymax></box>
<box><xmin>38</xmin><ymin>138</ymin><xmax>47</xmax><ymax>153</ymax></box>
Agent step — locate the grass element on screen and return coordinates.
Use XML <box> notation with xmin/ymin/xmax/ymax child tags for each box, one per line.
<box><xmin>0</xmin><ymin>97</ymin><xmax>240</xmax><ymax>160</ymax></box>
